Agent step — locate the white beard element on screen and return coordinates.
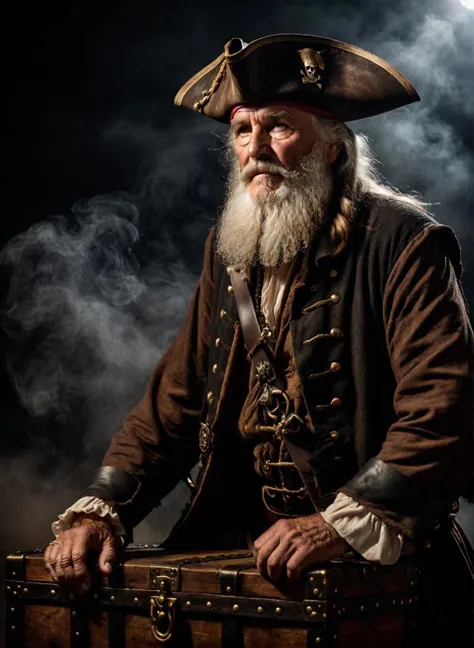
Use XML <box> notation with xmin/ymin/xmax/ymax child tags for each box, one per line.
<box><xmin>216</xmin><ymin>146</ymin><xmax>334</xmax><ymax>268</ymax></box>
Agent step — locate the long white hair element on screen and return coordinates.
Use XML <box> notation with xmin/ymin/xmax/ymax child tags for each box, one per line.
<box><xmin>316</xmin><ymin>116</ymin><xmax>430</xmax><ymax>254</ymax></box>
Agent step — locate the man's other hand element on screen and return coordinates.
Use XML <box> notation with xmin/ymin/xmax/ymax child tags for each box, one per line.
<box><xmin>253</xmin><ymin>513</ymin><xmax>349</xmax><ymax>581</ymax></box>
<box><xmin>43</xmin><ymin>513</ymin><xmax>118</xmax><ymax>593</ymax></box>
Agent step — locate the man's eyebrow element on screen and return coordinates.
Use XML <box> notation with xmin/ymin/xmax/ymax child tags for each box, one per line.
<box><xmin>230</xmin><ymin>119</ymin><xmax>248</xmax><ymax>129</ymax></box>
<box><xmin>263</xmin><ymin>111</ymin><xmax>292</xmax><ymax>120</ymax></box>
<box><xmin>230</xmin><ymin>110</ymin><xmax>293</xmax><ymax>132</ymax></box>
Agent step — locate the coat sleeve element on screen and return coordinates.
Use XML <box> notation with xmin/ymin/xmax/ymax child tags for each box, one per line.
<box><xmin>82</xmin><ymin>228</ymin><xmax>215</xmax><ymax>535</ymax></box>
<box><xmin>339</xmin><ymin>223</ymin><xmax>474</xmax><ymax>539</ymax></box>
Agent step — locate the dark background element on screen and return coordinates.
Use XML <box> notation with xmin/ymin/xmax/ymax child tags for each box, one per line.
<box><xmin>0</xmin><ymin>0</ymin><xmax>473</xmax><ymax>639</ymax></box>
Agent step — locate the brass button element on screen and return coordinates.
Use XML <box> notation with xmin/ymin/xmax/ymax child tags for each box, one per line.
<box><xmin>331</xmin><ymin>397</ymin><xmax>342</xmax><ymax>408</ymax></box>
<box><xmin>330</xmin><ymin>430</ymin><xmax>339</xmax><ymax>440</ymax></box>
<box><xmin>226</xmin><ymin>266</ymin><xmax>233</xmax><ymax>275</ymax></box>
<box><xmin>207</xmin><ymin>391</ymin><xmax>214</xmax><ymax>404</ymax></box>
<box><xmin>330</xmin><ymin>293</ymin><xmax>340</xmax><ymax>304</ymax></box>
<box><xmin>228</xmin><ymin>285</ymin><xmax>234</xmax><ymax>296</ymax></box>
<box><xmin>215</xmin><ymin>338</ymin><xmax>221</xmax><ymax>347</ymax></box>
<box><xmin>330</xmin><ymin>361</ymin><xmax>341</xmax><ymax>372</ymax></box>
<box><xmin>329</xmin><ymin>269</ymin><xmax>338</xmax><ymax>278</ymax></box>
<box><xmin>206</xmin><ymin>601</ymin><xmax>213</xmax><ymax>608</ymax></box>
<box><xmin>275</xmin><ymin>607</ymin><xmax>282</xmax><ymax>615</ymax></box>
<box><xmin>225</xmin><ymin>586</ymin><xmax>232</xmax><ymax>594</ymax></box>
<box><xmin>220</xmin><ymin>309</ymin><xmax>227</xmax><ymax>319</ymax></box>
<box><xmin>330</xmin><ymin>327</ymin><xmax>343</xmax><ymax>338</ymax></box>
<box><xmin>212</xmin><ymin>363</ymin><xmax>218</xmax><ymax>374</ymax></box>
<box><xmin>257</xmin><ymin>606</ymin><xmax>264</xmax><ymax>614</ymax></box>
<box><xmin>233</xmin><ymin>604</ymin><xmax>240</xmax><ymax>613</ymax></box>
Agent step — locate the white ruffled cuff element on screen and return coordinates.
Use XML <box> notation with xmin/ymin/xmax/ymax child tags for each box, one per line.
<box><xmin>51</xmin><ymin>496</ymin><xmax>126</xmax><ymax>539</ymax></box>
<box><xmin>321</xmin><ymin>492</ymin><xmax>404</xmax><ymax>565</ymax></box>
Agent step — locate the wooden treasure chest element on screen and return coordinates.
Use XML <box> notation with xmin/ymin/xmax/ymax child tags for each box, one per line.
<box><xmin>5</xmin><ymin>546</ymin><xmax>421</xmax><ymax>647</ymax></box>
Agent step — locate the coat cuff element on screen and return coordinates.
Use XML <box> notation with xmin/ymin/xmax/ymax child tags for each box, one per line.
<box><xmin>339</xmin><ymin>457</ymin><xmax>448</xmax><ymax>539</ymax></box>
<box><xmin>83</xmin><ymin>466</ymin><xmax>158</xmax><ymax>538</ymax></box>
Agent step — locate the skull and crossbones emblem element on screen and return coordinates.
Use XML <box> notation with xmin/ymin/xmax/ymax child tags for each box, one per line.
<box><xmin>298</xmin><ymin>48</ymin><xmax>325</xmax><ymax>89</ymax></box>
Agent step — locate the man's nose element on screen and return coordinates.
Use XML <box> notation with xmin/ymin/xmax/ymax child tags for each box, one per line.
<box><xmin>248</xmin><ymin>127</ymin><xmax>272</xmax><ymax>160</ymax></box>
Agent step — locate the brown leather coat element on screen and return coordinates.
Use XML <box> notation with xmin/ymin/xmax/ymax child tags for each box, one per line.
<box><xmin>86</xmin><ymin>196</ymin><xmax>473</xmax><ymax>548</ymax></box>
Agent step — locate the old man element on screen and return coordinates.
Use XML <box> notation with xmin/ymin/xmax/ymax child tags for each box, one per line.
<box><xmin>44</xmin><ymin>34</ymin><xmax>473</xmax><ymax>643</ymax></box>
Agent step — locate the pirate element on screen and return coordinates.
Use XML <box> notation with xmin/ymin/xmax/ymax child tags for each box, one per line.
<box><xmin>44</xmin><ymin>34</ymin><xmax>473</xmax><ymax>643</ymax></box>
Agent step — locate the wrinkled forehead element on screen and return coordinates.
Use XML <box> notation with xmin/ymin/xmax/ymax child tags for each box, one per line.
<box><xmin>230</xmin><ymin>104</ymin><xmax>309</xmax><ymax>123</ymax></box>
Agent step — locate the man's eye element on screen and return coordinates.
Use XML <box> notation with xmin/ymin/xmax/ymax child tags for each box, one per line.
<box><xmin>236</xmin><ymin>126</ymin><xmax>251</xmax><ymax>136</ymax></box>
<box><xmin>272</xmin><ymin>122</ymin><xmax>288</xmax><ymax>131</ymax></box>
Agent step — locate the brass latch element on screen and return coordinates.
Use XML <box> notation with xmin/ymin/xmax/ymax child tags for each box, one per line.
<box><xmin>150</xmin><ymin>576</ymin><xmax>177</xmax><ymax>643</ymax></box>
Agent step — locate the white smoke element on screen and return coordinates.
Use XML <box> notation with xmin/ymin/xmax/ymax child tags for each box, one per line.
<box><xmin>1</xmin><ymin>0</ymin><xmax>472</xmax><ymax>550</ymax></box>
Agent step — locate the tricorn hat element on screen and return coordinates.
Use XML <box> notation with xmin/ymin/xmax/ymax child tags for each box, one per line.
<box><xmin>174</xmin><ymin>33</ymin><xmax>420</xmax><ymax>123</ymax></box>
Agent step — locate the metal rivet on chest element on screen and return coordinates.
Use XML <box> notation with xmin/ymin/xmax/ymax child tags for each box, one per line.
<box><xmin>212</xmin><ymin>364</ymin><xmax>218</xmax><ymax>374</ymax></box>
<box><xmin>207</xmin><ymin>391</ymin><xmax>214</xmax><ymax>404</ymax></box>
<box><xmin>329</xmin><ymin>269</ymin><xmax>338</xmax><ymax>278</ymax></box>
<box><xmin>330</xmin><ymin>293</ymin><xmax>340</xmax><ymax>304</ymax></box>
<box><xmin>330</xmin><ymin>328</ymin><xmax>343</xmax><ymax>338</ymax></box>
<box><xmin>330</xmin><ymin>430</ymin><xmax>339</xmax><ymax>440</ymax></box>
<box><xmin>330</xmin><ymin>361</ymin><xmax>341</xmax><ymax>372</ymax></box>
<box><xmin>227</xmin><ymin>285</ymin><xmax>234</xmax><ymax>296</ymax></box>
<box><xmin>331</xmin><ymin>397</ymin><xmax>342</xmax><ymax>408</ymax></box>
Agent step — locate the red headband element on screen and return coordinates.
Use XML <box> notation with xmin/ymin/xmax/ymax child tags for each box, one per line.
<box><xmin>229</xmin><ymin>102</ymin><xmax>339</xmax><ymax>122</ymax></box>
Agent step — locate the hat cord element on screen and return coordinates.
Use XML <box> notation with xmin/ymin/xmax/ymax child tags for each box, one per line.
<box><xmin>194</xmin><ymin>58</ymin><xmax>227</xmax><ymax>113</ymax></box>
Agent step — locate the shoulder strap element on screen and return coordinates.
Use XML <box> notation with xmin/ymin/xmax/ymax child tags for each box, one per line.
<box><xmin>228</xmin><ymin>265</ymin><xmax>332</xmax><ymax>512</ymax></box>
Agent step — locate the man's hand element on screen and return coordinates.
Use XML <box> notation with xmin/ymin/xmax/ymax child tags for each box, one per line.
<box><xmin>253</xmin><ymin>513</ymin><xmax>349</xmax><ymax>582</ymax></box>
<box><xmin>43</xmin><ymin>513</ymin><xmax>119</xmax><ymax>593</ymax></box>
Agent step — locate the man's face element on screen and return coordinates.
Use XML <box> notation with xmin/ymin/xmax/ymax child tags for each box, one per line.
<box><xmin>230</xmin><ymin>105</ymin><xmax>339</xmax><ymax>199</ymax></box>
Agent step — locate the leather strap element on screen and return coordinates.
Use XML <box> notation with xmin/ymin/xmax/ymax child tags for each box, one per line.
<box><xmin>229</xmin><ymin>265</ymin><xmax>262</xmax><ymax>352</ymax></box>
<box><xmin>219</xmin><ymin>561</ymin><xmax>254</xmax><ymax>648</ymax></box>
<box><xmin>228</xmin><ymin>265</ymin><xmax>331</xmax><ymax>512</ymax></box>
